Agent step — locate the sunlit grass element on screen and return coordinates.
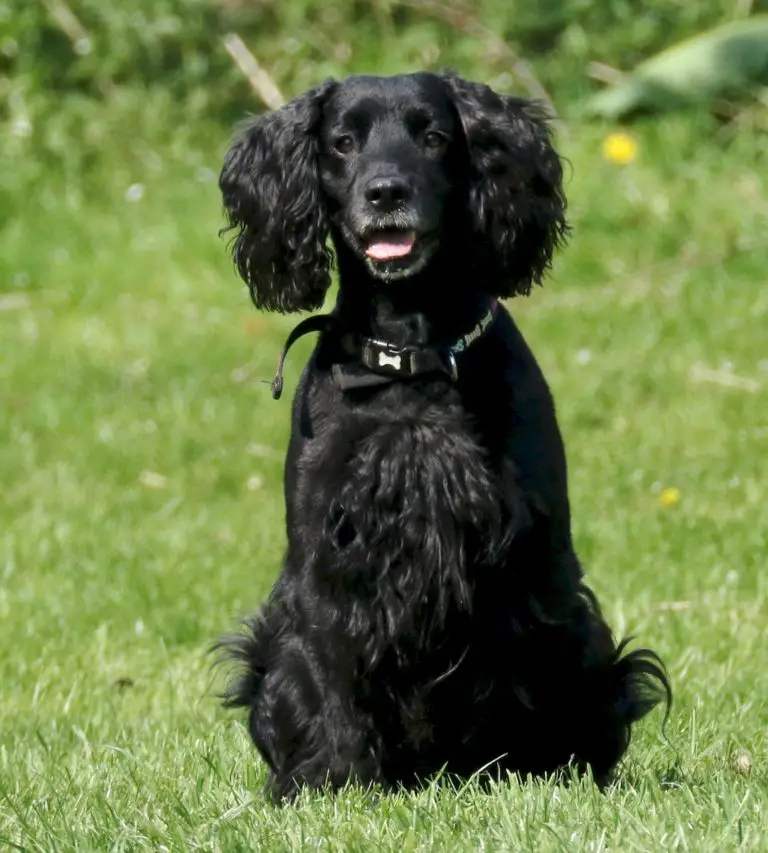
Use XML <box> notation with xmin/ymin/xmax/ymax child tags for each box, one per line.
<box><xmin>1</xmin><ymin>105</ymin><xmax>766</xmax><ymax>850</ymax></box>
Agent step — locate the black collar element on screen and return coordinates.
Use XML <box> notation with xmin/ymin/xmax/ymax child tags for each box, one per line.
<box><xmin>268</xmin><ymin>300</ymin><xmax>498</xmax><ymax>400</ymax></box>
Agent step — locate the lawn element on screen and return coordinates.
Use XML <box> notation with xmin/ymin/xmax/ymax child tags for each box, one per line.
<box><xmin>1</xmin><ymin>96</ymin><xmax>766</xmax><ymax>849</ymax></box>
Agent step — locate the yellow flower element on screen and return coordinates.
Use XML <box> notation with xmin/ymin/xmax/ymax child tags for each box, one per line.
<box><xmin>658</xmin><ymin>487</ymin><xmax>681</xmax><ymax>508</ymax></box>
<box><xmin>602</xmin><ymin>132</ymin><xmax>638</xmax><ymax>165</ymax></box>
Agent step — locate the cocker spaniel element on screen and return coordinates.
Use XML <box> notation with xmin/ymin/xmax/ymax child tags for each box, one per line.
<box><xmin>217</xmin><ymin>72</ymin><xmax>670</xmax><ymax>802</ymax></box>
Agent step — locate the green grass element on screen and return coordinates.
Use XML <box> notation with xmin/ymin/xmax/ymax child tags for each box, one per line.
<box><xmin>1</xmin><ymin>103</ymin><xmax>767</xmax><ymax>850</ymax></box>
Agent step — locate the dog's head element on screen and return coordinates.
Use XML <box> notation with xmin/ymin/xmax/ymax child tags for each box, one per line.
<box><xmin>220</xmin><ymin>72</ymin><xmax>568</xmax><ymax>313</ymax></box>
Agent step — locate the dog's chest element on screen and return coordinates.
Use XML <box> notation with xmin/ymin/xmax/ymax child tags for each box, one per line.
<box><xmin>327</xmin><ymin>406</ymin><xmax>503</xmax><ymax>568</ymax></box>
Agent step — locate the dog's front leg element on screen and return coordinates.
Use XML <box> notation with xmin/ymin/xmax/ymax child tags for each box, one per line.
<box><xmin>250</xmin><ymin>630</ymin><xmax>384</xmax><ymax>802</ymax></box>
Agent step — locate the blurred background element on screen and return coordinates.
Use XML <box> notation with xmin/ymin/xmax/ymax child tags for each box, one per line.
<box><xmin>3</xmin><ymin>1</ymin><xmax>767</xmax><ymax>298</ymax></box>
<box><xmin>1</xmin><ymin>2</ymin><xmax>767</xmax><ymax>845</ymax></box>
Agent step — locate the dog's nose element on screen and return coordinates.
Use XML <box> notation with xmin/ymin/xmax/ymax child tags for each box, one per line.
<box><xmin>364</xmin><ymin>175</ymin><xmax>411</xmax><ymax>211</ymax></box>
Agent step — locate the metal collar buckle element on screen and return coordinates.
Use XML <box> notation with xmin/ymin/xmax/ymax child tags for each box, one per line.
<box><xmin>362</xmin><ymin>339</ymin><xmax>413</xmax><ymax>375</ymax></box>
<box><xmin>446</xmin><ymin>350</ymin><xmax>458</xmax><ymax>381</ymax></box>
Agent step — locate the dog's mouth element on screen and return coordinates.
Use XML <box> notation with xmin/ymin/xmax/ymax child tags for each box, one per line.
<box><xmin>364</xmin><ymin>229</ymin><xmax>417</xmax><ymax>261</ymax></box>
<box><xmin>339</xmin><ymin>221</ymin><xmax>437</xmax><ymax>281</ymax></box>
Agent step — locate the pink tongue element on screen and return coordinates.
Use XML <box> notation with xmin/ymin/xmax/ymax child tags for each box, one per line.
<box><xmin>365</xmin><ymin>231</ymin><xmax>416</xmax><ymax>260</ymax></box>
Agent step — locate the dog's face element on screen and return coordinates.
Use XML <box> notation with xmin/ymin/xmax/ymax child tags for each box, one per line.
<box><xmin>220</xmin><ymin>72</ymin><xmax>568</xmax><ymax>313</ymax></box>
<box><xmin>317</xmin><ymin>75</ymin><xmax>460</xmax><ymax>282</ymax></box>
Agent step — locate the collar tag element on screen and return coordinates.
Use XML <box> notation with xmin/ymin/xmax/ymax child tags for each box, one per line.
<box><xmin>379</xmin><ymin>351</ymin><xmax>402</xmax><ymax>370</ymax></box>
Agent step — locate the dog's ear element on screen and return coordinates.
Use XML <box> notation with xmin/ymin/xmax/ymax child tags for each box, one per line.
<box><xmin>442</xmin><ymin>73</ymin><xmax>569</xmax><ymax>296</ymax></box>
<box><xmin>219</xmin><ymin>81</ymin><xmax>336</xmax><ymax>313</ymax></box>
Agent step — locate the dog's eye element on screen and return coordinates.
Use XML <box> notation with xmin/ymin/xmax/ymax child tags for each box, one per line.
<box><xmin>424</xmin><ymin>131</ymin><xmax>446</xmax><ymax>150</ymax></box>
<box><xmin>334</xmin><ymin>135</ymin><xmax>355</xmax><ymax>155</ymax></box>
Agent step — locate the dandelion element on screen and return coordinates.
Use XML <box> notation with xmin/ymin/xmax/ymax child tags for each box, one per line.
<box><xmin>658</xmin><ymin>487</ymin><xmax>681</xmax><ymax>508</ymax></box>
<box><xmin>602</xmin><ymin>132</ymin><xmax>638</xmax><ymax>165</ymax></box>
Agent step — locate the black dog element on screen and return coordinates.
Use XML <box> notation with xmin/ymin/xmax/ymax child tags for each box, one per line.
<box><xmin>217</xmin><ymin>72</ymin><xmax>670</xmax><ymax>801</ymax></box>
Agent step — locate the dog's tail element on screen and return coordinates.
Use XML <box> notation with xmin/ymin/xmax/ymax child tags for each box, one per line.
<box><xmin>211</xmin><ymin>615</ymin><xmax>269</xmax><ymax>710</ymax></box>
<box><xmin>614</xmin><ymin>638</ymin><xmax>672</xmax><ymax>726</ymax></box>
<box><xmin>574</xmin><ymin>606</ymin><xmax>672</xmax><ymax>785</ymax></box>
<box><xmin>582</xmin><ymin>637</ymin><xmax>672</xmax><ymax>785</ymax></box>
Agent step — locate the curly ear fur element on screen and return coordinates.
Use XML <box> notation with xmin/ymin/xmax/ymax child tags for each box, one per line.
<box><xmin>442</xmin><ymin>73</ymin><xmax>569</xmax><ymax>296</ymax></box>
<box><xmin>219</xmin><ymin>81</ymin><xmax>336</xmax><ymax>313</ymax></box>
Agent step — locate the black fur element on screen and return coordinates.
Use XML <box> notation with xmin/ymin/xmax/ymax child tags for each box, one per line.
<box><xmin>220</xmin><ymin>80</ymin><xmax>335</xmax><ymax>313</ymax></box>
<box><xmin>217</xmin><ymin>72</ymin><xmax>670</xmax><ymax>802</ymax></box>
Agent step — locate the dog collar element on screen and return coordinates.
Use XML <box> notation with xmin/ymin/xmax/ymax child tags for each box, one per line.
<box><xmin>268</xmin><ymin>300</ymin><xmax>497</xmax><ymax>400</ymax></box>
